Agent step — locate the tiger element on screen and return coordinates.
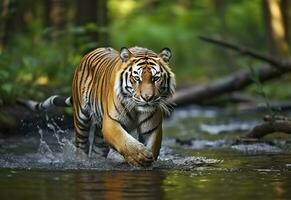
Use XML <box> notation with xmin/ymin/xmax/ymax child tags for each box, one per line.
<box><xmin>22</xmin><ymin>46</ymin><xmax>176</xmax><ymax>166</ymax></box>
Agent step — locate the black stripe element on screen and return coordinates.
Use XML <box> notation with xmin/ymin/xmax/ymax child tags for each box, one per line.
<box><xmin>99</xmin><ymin>59</ymin><xmax>113</xmax><ymax>115</ymax></box>
<box><xmin>119</xmin><ymin>67</ymin><xmax>133</xmax><ymax>97</ymax></box>
<box><xmin>69</xmin><ymin>97</ymin><xmax>73</xmax><ymax>104</ymax></box>
<box><xmin>76</xmin><ymin>139</ymin><xmax>88</xmax><ymax>145</ymax></box>
<box><xmin>138</xmin><ymin>134</ymin><xmax>145</xmax><ymax>144</ymax></box>
<box><xmin>53</xmin><ymin>96</ymin><xmax>69</xmax><ymax>107</ymax></box>
<box><xmin>125</xmin><ymin>72</ymin><xmax>128</xmax><ymax>85</ymax></box>
<box><xmin>83</xmin><ymin>51</ymin><xmax>108</xmax><ymax>100</ymax></box>
<box><xmin>75</xmin><ymin>117</ymin><xmax>90</xmax><ymax>129</ymax></box>
<box><xmin>92</xmin><ymin>58</ymin><xmax>106</xmax><ymax>116</ymax></box>
<box><xmin>36</xmin><ymin>103</ymin><xmax>41</xmax><ymax>110</ymax></box>
<box><xmin>91</xmin><ymin>147</ymin><xmax>109</xmax><ymax>156</ymax></box>
<box><xmin>113</xmin><ymin>100</ymin><xmax>121</xmax><ymax>115</ymax></box>
<box><xmin>75</xmin><ymin>115</ymin><xmax>90</xmax><ymax>127</ymax></box>
<box><xmin>76</xmin><ymin>138</ymin><xmax>88</xmax><ymax>143</ymax></box>
<box><xmin>88</xmin><ymin>55</ymin><xmax>109</xmax><ymax>107</ymax></box>
<box><xmin>76</xmin><ymin>131</ymin><xmax>89</xmax><ymax>138</ymax></box>
<box><xmin>77</xmin><ymin>126</ymin><xmax>89</xmax><ymax>132</ymax></box>
<box><xmin>137</xmin><ymin>110</ymin><xmax>157</xmax><ymax>129</ymax></box>
<box><xmin>99</xmin><ymin>72</ymin><xmax>106</xmax><ymax>115</ymax></box>
<box><xmin>125</xmin><ymin>86</ymin><xmax>132</xmax><ymax>93</ymax></box>
<box><xmin>125</xmin><ymin>72</ymin><xmax>132</xmax><ymax>93</ymax></box>
<box><xmin>140</xmin><ymin>122</ymin><xmax>161</xmax><ymax>135</ymax></box>
<box><xmin>119</xmin><ymin>71</ymin><xmax>125</xmax><ymax>94</ymax></box>
<box><xmin>80</xmin><ymin>108</ymin><xmax>91</xmax><ymax>120</ymax></box>
<box><xmin>107</xmin><ymin>113</ymin><xmax>127</xmax><ymax>131</ymax></box>
<box><xmin>79</xmin><ymin>52</ymin><xmax>99</xmax><ymax>86</ymax></box>
<box><xmin>137</xmin><ymin>61</ymin><xmax>147</xmax><ymax>66</ymax></box>
<box><xmin>166</xmin><ymin>72</ymin><xmax>171</xmax><ymax>93</ymax></box>
<box><xmin>148</xmin><ymin>60</ymin><xmax>157</xmax><ymax>65</ymax></box>
<box><xmin>120</xmin><ymin>100</ymin><xmax>133</xmax><ymax>121</ymax></box>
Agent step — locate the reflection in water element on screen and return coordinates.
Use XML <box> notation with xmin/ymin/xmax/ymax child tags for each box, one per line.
<box><xmin>273</xmin><ymin>181</ymin><xmax>286</xmax><ymax>200</ymax></box>
<box><xmin>74</xmin><ymin>171</ymin><xmax>165</xmax><ymax>200</ymax></box>
<box><xmin>0</xmin><ymin>106</ymin><xmax>291</xmax><ymax>200</ymax></box>
<box><xmin>1</xmin><ymin>168</ymin><xmax>291</xmax><ymax>200</ymax></box>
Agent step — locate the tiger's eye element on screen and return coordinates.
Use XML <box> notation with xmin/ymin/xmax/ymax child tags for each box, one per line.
<box><xmin>133</xmin><ymin>76</ymin><xmax>140</xmax><ymax>82</ymax></box>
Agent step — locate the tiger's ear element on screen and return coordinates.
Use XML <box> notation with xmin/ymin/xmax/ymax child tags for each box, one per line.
<box><xmin>120</xmin><ymin>47</ymin><xmax>132</xmax><ymax>62</ymax></box>
<box><xmin>159</xmin><ymin>48</ymin><xmax>172</xmax><ymax>63</ymax></box>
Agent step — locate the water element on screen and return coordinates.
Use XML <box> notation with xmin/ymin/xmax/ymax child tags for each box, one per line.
<box><xmin>0</xmin><ymin>106</ymin><xmax>291</xmax><ymax>200</ymax></box>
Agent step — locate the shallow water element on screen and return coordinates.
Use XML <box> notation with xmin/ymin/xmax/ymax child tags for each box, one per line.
<box><xmin>0</xmin><ymin>106</ymin><xmax>291</xmax><ymax>200</ymax></box>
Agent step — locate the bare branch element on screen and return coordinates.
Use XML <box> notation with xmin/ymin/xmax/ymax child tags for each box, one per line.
<box><xmin>199</xmin><ymin>36</ymin><xmax>291</xmax><ymax>70</ymax></box>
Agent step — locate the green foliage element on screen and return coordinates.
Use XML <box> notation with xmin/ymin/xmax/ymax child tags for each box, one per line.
<box><xmin>109</xmin><ymin>0</ymin><xmax>265</xmax><ymax>84</ymax></box>
<box><xmin>0</xmin><ymin>0</ymin><xmax>282</xmax><ymax>104</ymax></box>
<box><xmin>0</xmin><ymin>26</ymin><xmax>92</xmax><ymax>104</ymax></box>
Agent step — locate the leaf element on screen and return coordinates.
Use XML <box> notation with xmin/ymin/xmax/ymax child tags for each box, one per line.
<box><xmin>1</xmin><ymin>83</ymin><xmax>13</xmax><ymax>94</ymax></box>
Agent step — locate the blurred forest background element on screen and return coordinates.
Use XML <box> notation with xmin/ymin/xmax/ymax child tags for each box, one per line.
<box><xmin>0</xmin><ymin>0</ymin><xmax>291</xmax><ymax>106</ymax></box>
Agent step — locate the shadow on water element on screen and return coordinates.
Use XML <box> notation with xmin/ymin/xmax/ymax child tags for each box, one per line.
<box><xmin>0</xmin><ymin>105</ymin><xmax>291</xmax><ymax>199</ymax></box>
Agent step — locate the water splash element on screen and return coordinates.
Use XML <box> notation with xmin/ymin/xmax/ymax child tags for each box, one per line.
<box><xmin>38</xmin><ymin>128</ymin><xmax>55</xmax><ymax>162</ymax></box>
<box><xmin>0</xmin><ymin>125</ymin><xmax>221</xmax><ymax>170</ymax></box>
<box><xmin>0</xmin><ymin>113</ymin><xmax>225</xmax><ymax>170</ymax></box>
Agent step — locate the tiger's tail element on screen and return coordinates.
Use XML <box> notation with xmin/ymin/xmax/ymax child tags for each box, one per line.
<box><xmin>18</xmin><ymin>95</ymin><xmax>72</xmax><ymax>111</ymax></box>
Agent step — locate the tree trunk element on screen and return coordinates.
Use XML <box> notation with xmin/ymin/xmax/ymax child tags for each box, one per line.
<box><xmin>281</xmin><ymin>0</ymin><xmax>291</xmax><ymax>48</ymax></box>
<box><xmin>96</xmin><ymin>0</ymin><xmax>108</xmax><ymax>46</ymax></box>
<box><xmin>263</xmin><ymin>0</ymin><xmax>289</xmax><ymax>56</ymax></box>
<box><xmin>0</xmin><ymin>0</ymin><xmax>30</xmax><ymax>51</ymax></box>
<box><xmin>0</xmin><ymin>0</ymin><xmax>10</xmax><ymax>52</ymax></box>
<box><xmin>75</xmin><ymin>0</ymin><xmax>108</xmax><ymax>47</ymax></box>
<box><xmin>75</xmin><ymin>0</ymin><xmax>97</xmax><ymax>26</ymax></box>
<box><xmin>44</xmin><ymin>0</ymin><xmax>68</xmax><ymax>38</ymax></box>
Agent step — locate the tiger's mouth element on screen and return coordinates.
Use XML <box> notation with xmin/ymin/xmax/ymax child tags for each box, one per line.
<box><xmin>133</xmin><ymin>97</ymin><xmax>161</xmax><ymax>107</ymax></box>
<box><xmin>136</xmin><ymin>102</ymin><xmax>156</xmax><ymax>107</ymax></box>
<box><xmin>131</xmin><ymin>96</ymin><xmax>171</xmax><ymax>114</ymax></box>
<box><xmin>135</xmin><ymin>103</ymin><xmax>158</xmax><ymax>112</ymax></box>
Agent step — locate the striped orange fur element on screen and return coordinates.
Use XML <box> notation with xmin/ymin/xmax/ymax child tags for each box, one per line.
<box><xmin>72</xmin><ymin>46</ymin><xmax>175</xmax><ymax>166</ymax></box>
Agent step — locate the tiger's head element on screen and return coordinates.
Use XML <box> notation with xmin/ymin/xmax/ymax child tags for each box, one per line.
<box><xmin>117</xmin><ymin>47</ymin><xmax>176</xmax><ymax>113</ymax></box>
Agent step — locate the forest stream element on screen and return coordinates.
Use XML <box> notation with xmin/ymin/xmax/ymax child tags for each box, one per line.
<box><xmin>0</xmin><ymin>106</ymin><xmax>291</xmax><ymax>200</ymax></box>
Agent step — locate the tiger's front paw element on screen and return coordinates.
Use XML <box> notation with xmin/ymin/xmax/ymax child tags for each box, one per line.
<box><xmin>122</xmin><ymin>143</ymin><xmax>154</xmax><ymax>167</ymax></box>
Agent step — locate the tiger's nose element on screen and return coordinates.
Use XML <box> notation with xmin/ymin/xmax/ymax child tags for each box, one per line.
<box><xmin>141</xmin><ymin>94</ymin><xmax>154</xmax><ymax>102</ymax></box>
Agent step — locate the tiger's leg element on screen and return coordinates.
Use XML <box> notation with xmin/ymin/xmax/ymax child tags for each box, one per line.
<box><xmin>139</xmin><ymin>125</ymin><xmax>162</xmax><ymax>160</ymax></box>
<box><xmin>73</xmin><ymin>109</ymin><xmax>92</xmax><ymax>155</ymax></box>
<box><xmin>91</xmin><ymin>125</ymin><xmax>110</xmax><ymax>157</ymax></box>
<box><xmin>102</xmin><ymin>116</ymin><xmax>154</xmax><ymax>166</ymax></box>
<box><xmin>138</xmin><ymin>110</ymin><xmax>163</xmax><ymax>160</ymax></box>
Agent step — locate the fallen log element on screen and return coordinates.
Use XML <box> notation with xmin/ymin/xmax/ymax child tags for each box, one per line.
<box><xmin>246</xmin><ymin>115</ymin><xmax>291</xmax><ymax>138</ymax></box>
<box><xmin>171</xmin><ymin>64</ymin><xmax>290</xmax><ymax>106</ymax></box>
